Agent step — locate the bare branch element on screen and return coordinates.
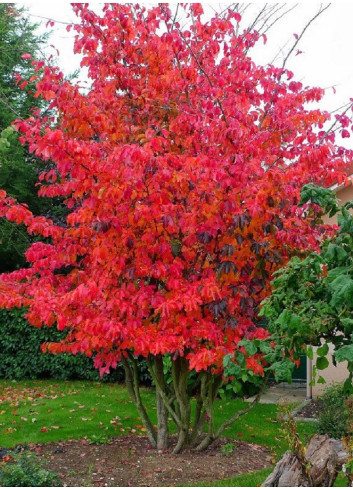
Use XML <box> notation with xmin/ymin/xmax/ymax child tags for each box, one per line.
<box><xmin>281</xmin><ymin>4</ymin><xmax>331</xmax><ymax>71</ymax></box>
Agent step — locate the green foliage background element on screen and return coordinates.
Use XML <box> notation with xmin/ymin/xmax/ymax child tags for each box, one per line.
<box><xmin>261</xmin><ymin>185</ymin><xmax>353</xmax><ymax>392</ymax></box>
<box><xmin>0</xmin><ymin>308</ymin><xmax>152</xmax><ymax>383</ymax></box>
<box><xmin>0</xmin><ymin>5</ymin><xmax>66</xmax><ymax>272</ymax></box>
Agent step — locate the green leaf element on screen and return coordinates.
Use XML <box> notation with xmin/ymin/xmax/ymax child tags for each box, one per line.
<box><xmin>344</xmin><ymin>375</ymin><xmax>353</xmax><ymax>395</ymax></box>
<box><xmin>275</xmin><ymin>310</ymin><xmax>302</xmax><ymax>332</ymax></box>
<box><xmin>329</xmin><ymin>275</ymin><xmax>353</xmax><ymax>308</ymax></box>
<box><xmin>325</xmin><ymin>244</ymin><xmax>348</xmax><ymax>263</ymax></box>
<box><xmin>299</xmin><ymin>184</ymin><xmax>339</xmax><ymax>216</ymax></box>
<box><xmin>258</xmin><ymin>341</ymin><xmax>273</xmax><ymax>354</ymax></box>
<box><xmin>327</xmin><ymin>266</ymin><xmax>352</xmax><ymax>280</ymax></box>
<box><xmin>268</xmin><ymin>359</ymin><xmax>294</xmax><ymax>383</ymax></box>
<box><xmin>232</xmin><ymin>381</ymin><xmax>242</xmax><ymax>393</ymax></box>
<box><xmin>223</xmin><ymin>354</ymin><xmax>233</xmax><ymax>368</ymax></box>
<box><xmin>259</xmin><ymin>301</ymin><xmax>275</xmax><ymax>318</ymax></box>
<box><xmin>306</xmin><ymin>346</ymin><xmax>314</xmax><ymax>360</ymax></box>
<box><xmin>224</xmin><ymin>362</ymin><xmax>242</xmax><ymax>378</ymax></box>
<box><xmin>317</xmin><ymin>344</ymin><xmax>329</xmax><ymax>357</ymax></box>
<box><xmin>340</xmin><ymin>318</ymin><xmax>353</xmax><ymax>335</ymax></box>
<box><xmin>316</xmin><ymin>356</ymin><xmax>329</xmax><ymax>370</ymax></box>
<box><xmin>335</xmin><ymin>345</ymin><xmax>353</xmax><ymax>363</ymax></box>
<box><xmin>317</xmin><ymin>376</ymin><xmax>326</xmax><ymax>384</ymax></box>
<box><xmin>235</xmin><ymin>351</ymin><xmax>245</xmax><ymax>367</ymax></box>
<box><xmin>338</xmin><ymin>206</ymin><xmax>353</xmax><ymax>233</ymax></box>
<box><xmin>240</xmin><ymin>340</ymin><xmax>257</xmax><ymax>356</ymax></box>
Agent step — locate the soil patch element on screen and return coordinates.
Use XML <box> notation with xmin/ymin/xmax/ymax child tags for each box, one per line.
<box><xmin>295</xmin><ymin>400</ymin><xmax>323</xmax><ymax>419</ymax></box>
<box><xmin>31</xmin><ymin>435</ymin><xmax>272</xmax><ymax>487</ymax></box>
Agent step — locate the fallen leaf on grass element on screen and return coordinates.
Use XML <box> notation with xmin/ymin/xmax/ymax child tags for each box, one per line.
<box><xmin>21</xmin><ymin>417</ymin><xmax>28</xmax><ymax>421</ymax></box>
<box><xmin>51</xmin><ymin>425</ymin><xmax>60</xmax><ymax>429</ymax></box>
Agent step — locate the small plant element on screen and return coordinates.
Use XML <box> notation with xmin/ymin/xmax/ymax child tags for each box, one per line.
<box><xmin>317</xmin><ymin>383</ymin><xmax>348</xmax><ymax>439</ymax></box>
<box><xmin>278</xmin><ymin>405</ymin><xmax>313</xmax><ymax>485</ymax></box>
<box><xmin>221</xmin><ymin>442</ymin><xmax>235</xmax><ymax>456</ymax></box>
<box><xmin>342</xmin><ymin>396</ymin><xmax>353</xmax><ymax>486</ymax></box>
<box><xmin>86</xmin><ymin>433</ymin><xmax>111</xmax><ymax>445</ymax></box>
<box><xmin>0</xmin><ymin>451</ymin><xmax>60</xmax><ymax>487</ymax></box>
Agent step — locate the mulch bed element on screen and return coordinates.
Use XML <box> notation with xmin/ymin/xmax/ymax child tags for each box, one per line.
<box><xmin>28</xmin><ymin>435</ymin><xmax>272</xmax><ymax>487</ymax></box>
<box><xmin>295</xmin><ymin>400</ymin><xmax>323</xmax><ymax>419</ymax></box>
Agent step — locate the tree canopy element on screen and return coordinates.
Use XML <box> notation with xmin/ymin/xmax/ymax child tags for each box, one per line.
<box><xmin>0</xmin><ymin>4</ymin><xmax>352</xmax><ymax>451</ymax></box>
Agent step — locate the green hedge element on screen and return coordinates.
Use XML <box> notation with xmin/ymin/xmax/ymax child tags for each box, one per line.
<box><xmin>0</xmin><ymin>308</ymin><xmax>151</xmax><ymax>384</ymax></box>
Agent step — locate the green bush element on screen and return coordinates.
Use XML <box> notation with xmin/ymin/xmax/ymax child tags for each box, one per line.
<box><xmin>0</xmin><ymin>308</ymin><xmax>151</xmax><ymax>384</ymax></box>
<box><xmin>0</xmin><ymin>452</ymin><xmax>60</xmax><ymax>487</ymax></box>
<box><xmin>316</xmin><ymin>383</ymin><xmax>348</xmax><ymax>439</ymax></box>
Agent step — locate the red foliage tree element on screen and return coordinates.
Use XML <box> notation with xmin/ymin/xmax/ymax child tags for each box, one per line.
<box><xmin>0</xmin><ymin>4</ymin><xmax>352</xmax><ymax>451</ymax></box>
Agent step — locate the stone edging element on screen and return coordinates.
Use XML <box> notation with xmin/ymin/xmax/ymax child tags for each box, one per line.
<box><xmin>288</xmin><ymin>399</ymin><xmax>319</xmax><ymax>423</ymax></box>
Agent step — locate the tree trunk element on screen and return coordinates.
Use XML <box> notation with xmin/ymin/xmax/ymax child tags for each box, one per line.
<box><xmin>124</xmin><ymin>353</ymin><xmax>266</xmax><ymax>454</ymax></box>
<box><xmin>172</xmin><ymin>356</ymin><xmax>191</xmax><ymax>454</ymax></box>
<box><xmin>122</xmin><ymin>355</ymin><xmax>157</xmax><ymax>448</ymax></box>
<box><xmin>263</xmin><ymin>434</ymin><xmax>348</xmax><ymax>487</ymax></box>
<box><xmin>155</xmin><ymin>356</ymin><xmax>168</xmax><ymax>450</ymax></box>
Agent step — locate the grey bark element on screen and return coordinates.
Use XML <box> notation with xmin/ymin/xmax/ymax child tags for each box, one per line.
<box><xmin>172</xmin><ymin>357</ymin><xmax>191</xmax><ymax>454</ymax></box>
<box><xmin>122</xmin><ymin>355</ymin><xmax>157</xmax><ymax>448</ymax></box>
<box><xmin>155</xmin><ymin>355</ymin><xmax>169</xmax><ymax>450</ymax></box>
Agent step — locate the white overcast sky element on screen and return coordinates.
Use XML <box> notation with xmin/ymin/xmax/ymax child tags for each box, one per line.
<box><xmin>19</xmin><ymin>2</ymin><xmax>353</xmax><ymax>142</ymax></box>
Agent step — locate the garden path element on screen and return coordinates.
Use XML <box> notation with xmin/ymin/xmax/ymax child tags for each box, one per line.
<box><xmin>247</xmin><ymin>383</ymin><xmax>307</xmax><ymax>404</ymax></box>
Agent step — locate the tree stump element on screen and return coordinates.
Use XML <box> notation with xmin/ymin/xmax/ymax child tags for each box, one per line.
<box><xmin>263</xmin><ymin>434</ymin><xmax>348</xmax><ymax>487</ymax></box>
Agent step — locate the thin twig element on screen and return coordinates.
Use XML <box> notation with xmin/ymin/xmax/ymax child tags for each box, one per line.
<box><xmin>281</xmin><ymin>4</ymin><xmax>330</xmax><ymax>71</ymax></box>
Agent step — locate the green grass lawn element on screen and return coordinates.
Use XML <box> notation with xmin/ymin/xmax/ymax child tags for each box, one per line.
<box><xmin>0</xmin><ymin>380</ymin><xmax>157</xmax><ymax>448</ymax></box>
<box><xmin>0</xmin><ymin>379</ymin><xmax>318</xmax><ymax>486</ymax></box>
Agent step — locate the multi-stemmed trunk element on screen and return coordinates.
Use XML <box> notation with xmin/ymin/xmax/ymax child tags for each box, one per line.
<box><xmin>121</xmin><ymin>352</ymin><xmax>266</xmax><ymax>453</ymax></box>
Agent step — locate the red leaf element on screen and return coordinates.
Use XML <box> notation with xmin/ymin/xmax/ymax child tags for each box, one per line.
<box><xmin>342</xmin><ymin>129</ymin><xmax>350</xmax><ymax>139</ymax></box>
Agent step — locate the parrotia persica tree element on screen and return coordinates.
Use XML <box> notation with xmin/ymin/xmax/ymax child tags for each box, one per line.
<box><xmin>0</xmin><ymin>4</ymin><xmax>352</xmax><ymax>452</ymax></box>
